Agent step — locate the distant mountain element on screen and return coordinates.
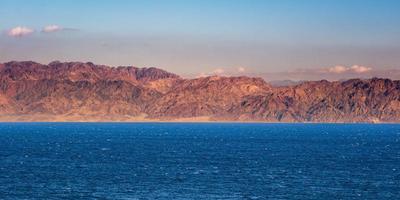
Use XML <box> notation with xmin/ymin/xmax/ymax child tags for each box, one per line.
<box><xmin>0</xmin><ymin>61</ymin><xmax>399</xmax><ymax>122</ymax></box>
<box><xmin>269</xmin><ymin>80</ymin><xmax>304</xmax><ymax>87</ymax></box>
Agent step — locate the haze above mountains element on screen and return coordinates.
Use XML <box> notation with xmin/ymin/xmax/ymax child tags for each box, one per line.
<box><xmin>0</xmin><ymin>61</ymin><xmax>399</xmax><ymax>122</ymax></box>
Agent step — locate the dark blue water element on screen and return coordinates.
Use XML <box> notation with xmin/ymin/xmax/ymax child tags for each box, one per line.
<box><xmin>0</xmin><ymin>123</ymin><xmax>399</xmax><ymax>199</ymax></box>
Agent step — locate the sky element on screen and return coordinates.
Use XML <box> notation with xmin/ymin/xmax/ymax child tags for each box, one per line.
<box><xmin>1</xmin><ymin>0</ymin><xmax>400</xmax><ymax>80</ymax></box>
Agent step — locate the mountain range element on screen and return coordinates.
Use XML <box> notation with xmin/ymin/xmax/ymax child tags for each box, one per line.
<box><xmin>0</xmin><ymin>61</ymin><xmax>399</xmax><ymax>122</ymax></box>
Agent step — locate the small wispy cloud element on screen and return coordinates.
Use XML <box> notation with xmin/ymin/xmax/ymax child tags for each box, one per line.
<box><xmin>5</xmin><ymin>24</ymin><xmax>77</xmax><ymax>37</ymax></box>
<box><xmin>328</xmin><ymin>65</ymin><xmax>348</xmax><ymax>73</ymax></box>
<box><xmin>327</xmin><ymin>65</ymin><xmax>372</xmax><ymax>74</ymax></box>
<box><xmin>196</xmin><ymin>72</ymin><xmax>208</xmax><ymax>78</ymax></box>
<box><xmin>350</xmin><ymin>65</ymin><xmax>372</xmax><ymax>73</ymax></box>
<box><xmin>41</xmin><ymin>25</ymin><xmax>78</xmax><ymax>33</ymax></box>
<box><xmin>42</xmin><ymin>25</ymin><xmax>64</xmax><ymax>33</ymax></box>
<box><xmin>212</xmin><ymin>68</ymin><xmax>224</xmax><ymax>75</ymax></box>
<box><xmin>196</xmin><ymin>68</ymin><xmax>225</xmax><ymax>78</ymax></box>
<box><xmin>259</xmin><ymin>64</ymin><xmax>398</xmax><ymax>81</ymax></box>
<box><xmin>195</xmin><ymin>67</ymin><xmax>250</xmax><ymax>78</ymax></box>
<box><xmin>7</xmin><ymin>26</ymin><xmax>35</xmax><ymax>37</ymax></box>
<box><xmin>237</xmin><ymin>67</ymin><xmax>246</xmax><ymax>73</ymax></box>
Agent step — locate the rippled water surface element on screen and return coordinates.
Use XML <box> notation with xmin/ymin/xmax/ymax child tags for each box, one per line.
<box><xmin>0</xmin><ymin>123</ymin><xmax>399</xmax><ymax>199</ymax></box>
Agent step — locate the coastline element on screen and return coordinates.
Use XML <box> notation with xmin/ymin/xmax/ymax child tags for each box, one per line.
<box><xmin>0</xmin><ymin>114</ymin><xmax>398</xmax><ymax>124</ymax></box>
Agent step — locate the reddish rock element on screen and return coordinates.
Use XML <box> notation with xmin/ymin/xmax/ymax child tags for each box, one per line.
<box><xmin>0</xmin><ymin>61</ymin><xmax>399</xmax><ymax>122</ymax></box>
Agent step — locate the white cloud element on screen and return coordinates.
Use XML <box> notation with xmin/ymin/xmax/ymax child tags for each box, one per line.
<box><xmin>327</xmin><ymin>65</ymin><xmax>372</xmax><ymax>74</ymax></box>
<box><xmin>212</xmin><ymin>68</ymin><xmax>224</xmax><ymax>74</ymax></box>
<box><xmin>194</xmin><ymin>67</ymin><xmax>249</xmax><ymax>78</ymax></box>
<box><xmin>328</xmin><ymin>65</ymin><xmax>348</xmax><ymax>73</ymax></box>
<box><xmin>7</xmin><ymin>26</ymin><xmax>34</xmax><ymax>37</ymax></box>
<box><xmin>260</xmin><ymin>64</ymin><xmax>384</xmax><ymax>81</ymax></box>
<box><xmin>350</xmin><ymin>65</ymin><xmax>372</xmax><ymax>73</ymax></box>
<box><xmin>237</xmin><ymin>67</ymin><xmax>246</xmax><ymax>73</ymax></box>
<box><xmin>196</xmin><ymin>72</ymin><xmax>208</xmax><ymax>78</ymax></box>
<box><xmin>195</xmin><ymin>68</ymin><xmax>225</xmax><ymax>78</ymax></box>
<box><xmin>42</xmin><ymin>25</ymin><xmax>63</xmax><ymax>33</ymax></box>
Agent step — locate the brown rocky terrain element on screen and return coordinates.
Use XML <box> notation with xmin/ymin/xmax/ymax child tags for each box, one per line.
<box><xmin>0</xmin><ymin>61</ymin><xmax>399</xmax><ymax>122</ymax></box>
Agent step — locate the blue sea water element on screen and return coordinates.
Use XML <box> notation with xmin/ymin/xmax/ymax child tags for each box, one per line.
<box><xmin>0</xmin><ymin>123</ymin><xmax>399</xmax><ymax>199</ymax></box>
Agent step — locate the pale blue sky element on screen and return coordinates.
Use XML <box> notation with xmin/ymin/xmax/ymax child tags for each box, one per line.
<box><xmin>1</xmin><ymin>0</ymin><xmax>400</xmax><ymax>80</ymax></box>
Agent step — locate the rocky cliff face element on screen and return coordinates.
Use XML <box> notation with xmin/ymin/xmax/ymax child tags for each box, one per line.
<box><xmin>0</xmin><ymin>61</ymin><xmax>399</xmax><ymax>122</ymax></box>
<box><xmin>230</xmin><ymin>79</ymin><xmax>400</xmax><ymax>122</ymax></box>
<box><xmin>146</xmin><ymin>76</ymin><xmax>272</xmax><ymax>119</ymax></box>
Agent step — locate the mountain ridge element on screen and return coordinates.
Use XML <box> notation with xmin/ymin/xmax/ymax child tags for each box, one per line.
<box><xmin>0</xmin><ymin>61</ymin><xmax>399</xmax><ymax>122</ymax></box>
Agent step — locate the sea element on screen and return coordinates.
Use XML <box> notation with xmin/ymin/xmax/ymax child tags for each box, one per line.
<box><xmin>0</xmin><ymin>123</ymin><xmax>399</xmax><ymax>199</ymax></box>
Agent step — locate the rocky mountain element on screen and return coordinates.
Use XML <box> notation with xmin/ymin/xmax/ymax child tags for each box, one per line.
<box><xmin>0</xmin><ymin>61</ymin><xmax>399</xmax><ymax>122</ymax></box>
<box><xmin>230</xmin><ymin>79</ymin><xmax>400</xmax><ymax>122</ymax></box>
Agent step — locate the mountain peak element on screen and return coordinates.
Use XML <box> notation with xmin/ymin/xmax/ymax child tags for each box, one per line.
<box><xmin>1</xmin><ymin>61</ymin><xmax>180</xmax><ymax>83</ymax></box>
